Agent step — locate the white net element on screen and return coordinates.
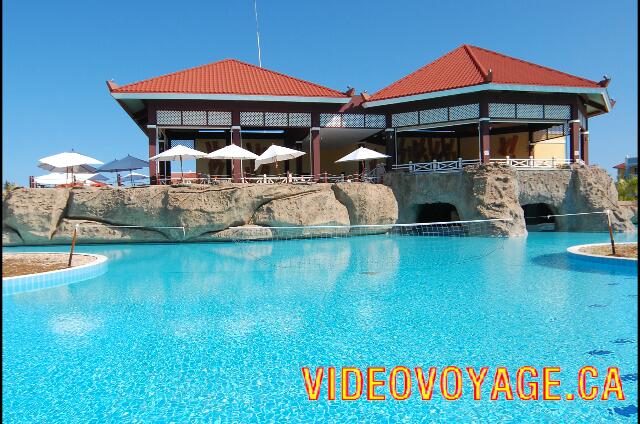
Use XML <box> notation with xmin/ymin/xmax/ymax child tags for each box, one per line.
<box><xmin>213</xmin><ymin>219</ymin><xmax>513</xmax><ymax>270</ymax></box>
<box><xmin>217</xmin><ymin>219</ymin><xmax>513</xmax><ymax>242</ymax></box>
<box><xmin>522</xmin><ymin>210</ymin><xmax>612</xmax><ymax>232</ymax></box>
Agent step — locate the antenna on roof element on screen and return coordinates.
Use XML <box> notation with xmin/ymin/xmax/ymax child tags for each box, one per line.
<box><xmin>254</xmin><ymin>0</ymin><xmax>262</xmax><ymax>67</ymax></box>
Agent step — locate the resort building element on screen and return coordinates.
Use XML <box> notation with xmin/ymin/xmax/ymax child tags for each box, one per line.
<box><xmin>613</xmin><ymin>155</ymin><xmax>638</xmax><ymax>181</ymax></box>
<box><xmin>108</xmin><ymin>45</ymin><xmax>613</xmax><ymax>183</ymax></box>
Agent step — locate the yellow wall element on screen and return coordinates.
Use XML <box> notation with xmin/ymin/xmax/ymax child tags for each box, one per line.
<box><xmin>397</xmin><ymin>132</ymin><xmax>567</xmax><ymax>163</ymax></box>
<box><xmin>531</xmin><ymin>136</ymin><xmax>566</xmax><ymax>159</ymax></box>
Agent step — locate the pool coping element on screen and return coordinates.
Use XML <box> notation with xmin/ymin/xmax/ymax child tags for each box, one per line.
<box><xmin>566</xmin><ymin>242</ymin><xmax>637</xmax><ymax>268</ymax></box>
<box><xmin>2</xmin><ymin>253</ymin><xmax>108</xmax><ymax>295</ymax></box>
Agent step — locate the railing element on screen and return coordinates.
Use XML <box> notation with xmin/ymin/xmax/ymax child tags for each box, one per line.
<box><xmin>490</xmin><ymin>157</ymin><xmax>585</xmax><ymax>169</ymax></box>
<box><xmin>154</xmin><ymin>172</ymin><xmax>384</xmax><ymax>185</ymax></box>
<box><xmin>392</xmin><ymin>157</ymin><xmax>587</xmax><ymax>174</ymax></box>
<box><xmin>157</xmin><ymin>175</ymin><xmax>232</xmax><ymax>185</ymax></box>
<box><xmin>392</xmin><ymin>159</ymin><xmax>480</xmax><ymax>173</ymax></box>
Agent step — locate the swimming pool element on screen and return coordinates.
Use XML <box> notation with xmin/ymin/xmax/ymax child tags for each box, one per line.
<box><xmin>3</xmin><ymin>231</ymin><xmax>637</xmax><ymax>422</ymax></box>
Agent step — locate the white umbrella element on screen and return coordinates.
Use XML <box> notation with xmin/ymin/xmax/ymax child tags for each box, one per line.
<box><xmin>335</xmin><ymin>147</ymin><xmax>389</xmax><ymax>181</ymax></box>
<box><xmin>254</xmin><ymin>144</ymin><xmax>306</xmax><ymax>171</ymax></box>
<box><xmin>149</xmin><ymin>145</ymin><xmax>207</xmax><ymax>182</ymax></box>
<box><xmin>335</xmin><ymin>147</ymin><xmax>390</xmax><ymax>163</ymax></box>
<box><xmin>206</xmin><ymin>144</ymin><xmax>259</xmax><ymax>160</ymax></box>
<box><xmin>38</xmin><ymin>151</ymin><xmax>103</xmax><ymax>183</ymax></box>
<box><xmin>207</xmin><ymin>144</ymin><xmax>259</xmax><ymax>181</ymax></box>
<box><xmin>34</xmin><ymin>172</ymin><xmax>100</xmax><ymax>186</ymax></box>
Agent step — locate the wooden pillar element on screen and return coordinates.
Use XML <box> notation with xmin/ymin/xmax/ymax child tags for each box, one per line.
<box><xmin>148</xmin><ymin>126</ymin><xmax>157</xmax><ymax>185</ymax></box>
<box><xmin>384</xmin><ymin>129</ymin><xmax>396</xmax><ymax>170</ymax></box>
<box><xmin>580</xmin><ymin>131</ymin><xmax>589</xmax><ymax>164</ymax></box>
<box><xmin>479</xmin><ymin>119</ymin><xmax>490</xmax><ymax>163</ymax></box>
<box><xmin>479</xmin><ymin>99</ymin><xmax>490</xmax><ymax>163</ymax></box>
<box><xmin>231</xmin><ymin>125</ymin><xmax>242</xmax><ymax>182</ymax></box>
<box><xmin>311</xmin><ymin>127</ymin><xmax>321</xmax><ymax>181</ymax></box>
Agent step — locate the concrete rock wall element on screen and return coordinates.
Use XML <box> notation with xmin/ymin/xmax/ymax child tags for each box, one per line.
<box><xmin>2</xmin><ymin>183</ymin><xmax>398</xmax><ymax>246</ymax></box>
<box><xmin>385</xmin><ymin>163</ymin><xmax>635</xmax><ymax>236</ymax></box>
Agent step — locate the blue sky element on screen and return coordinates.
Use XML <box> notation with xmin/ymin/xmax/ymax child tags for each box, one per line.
<box><xmin>3</xmin><ymin>0</ymin><xmax>637</xmax><ymax>184</ymax></box>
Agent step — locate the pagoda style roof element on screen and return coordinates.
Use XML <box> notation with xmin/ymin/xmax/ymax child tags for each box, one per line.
<box><xmin>109</xmin><ymin>59</ymin><xmax>349</xmax><ymax>102</ymax></box>
<box><xmin>367</xmin><ymin>45</ymin><xmax>609</xmax><ymax>107</ymax></box>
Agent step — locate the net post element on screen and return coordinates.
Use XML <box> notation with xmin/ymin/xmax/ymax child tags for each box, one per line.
<box><xmin>606</xmin><ymin>209</ymin><xmax>616</xmax><ymax>255</ymax></box>
<box><xmin>68</xmin><ymin>224</ymin><xmax>78</xmax><ymax>268</ymax></box>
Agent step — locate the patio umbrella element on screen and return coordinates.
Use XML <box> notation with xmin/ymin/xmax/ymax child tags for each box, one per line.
<box><xmin>98</xmin><ymin>154</ymin><xmax>149</xmax><ymax>184</ymax></box>
<box><xmin>335</xmin><ymin>146</ymin><xmax>389</xmax><ymax>179</ymax></box>
<box><xmin>38</xmin><ymin>151</ymin><xmax>103</xmax><ymax>183</ymax></box>
<box><xmin>254</xmin><ymin>144</ymin><xmax>306</xmax><ymax>171</ymax></box>
<box><xmin>335</xmin><ymin>146</ymin><xmax>390</xmax><ymax>163</ymax></box>
<box><xmin>206</xmin><ymin>144</ymin><xmax>259</xmax><ymax>180</ymax></box>
<box><xmin>149</xmin><ymin>145</ymin><xmax>207</xmax><ymax>182</ymax></box>
<box><xmin>88</xmin><ymin>173</ymin><xmax>109</xmax><ymax>182</ymax></box>
<box><xmin>121</xmin><ymin>172</ymin><xmax>149</xmax><ymax>185</ymax></box>
<box><xmin>34</xmin><ymin>172</ymin><xmax>100</xmax><ymax>186</ymax></box>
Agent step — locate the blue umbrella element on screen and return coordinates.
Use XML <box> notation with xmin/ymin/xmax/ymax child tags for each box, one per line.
<box><xmin>98</xmin><ymin>154</ymin><xmax>149</xmax><ymax>184</ymax></box>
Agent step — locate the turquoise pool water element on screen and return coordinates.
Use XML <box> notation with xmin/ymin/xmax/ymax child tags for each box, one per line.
<box><xmin>3</xmin><ymin>232</ymin><xmax>638</xmax><ymax>422</ymax></box>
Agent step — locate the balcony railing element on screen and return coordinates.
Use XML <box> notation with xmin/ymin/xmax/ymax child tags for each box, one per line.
<box><xmin>489</xmin><ymin>157</ymin><xmax>585</xmax><ymax>169</ymax></box>
<box><xmin>392</xmin><ymin>157</ymin><xmax>586</xmax><ymax>174</ymax></box>
<box><xmin>392</xmin><ymin>159</ymin><xmax>481</xmax><ymax>173</ymax></box>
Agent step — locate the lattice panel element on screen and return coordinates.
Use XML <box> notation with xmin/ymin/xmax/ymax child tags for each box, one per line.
<box><xmin>240</xmin><ymin>112</ymin><xmax>264</xmax><ymax>126</ymax></box>
<box><xmin>544</xmin><ymin>105</ymin><xmax>570</xmax><ymax>120</ymax></box>
<box><xmin>265</xmin><ymin>112</ymin><xmax>288</xmax><ymax>127</ymax></box>
<box><xmin>489</xmin><ymin>103</ymin><xmax>516</xmax><ymax>118</ymax></box>
<box><xmin>288</xmin><ymin>113</ymin><xmax>311</xmax><ymax>127</ymax></box>
<box><xmin>365</xmin><ymin>114</ymin><xmax>386</xmax><ymax>128</ymax></box>
<box><xmin>391</xmin><ymin>111</ymin><xmax>419</xmax><ymax>127</ymax></box>
<box><xmin>208</xmin><ymin>111</ymin><xmax>232</xmax><ymax>126</ymax></box>
<box><xmin>320</xmin><ymin>114</ymin><xmax>343</xmax><ymax>128</ymax></box>
<box><xmin>449</xmin><ymin>103</ymin><xmax>479</xmax><ymax>121</ymax></box>
<box><xmin>157</xmin><ymin>110</ymin><xmax>181</xmax><ymax>125</ymax></box>
<box><xmin>343</xmin><ymin>114</ymin><xmax>365</xmax><ymax>128</ymax></box>
<box><xmin>182</xmin><ymin>110</ymin><xmax>207</xmax><ymax>125</ymax></box>
<box><xmin>516</xmin><ymin>104</ymin><xmax>544</xmax><ymax>119</ymax></box>
<box><xmin>419</xmin><ymin>107</ymin><xmax>448</xmax><ymax>124</ymax></box>
<box><xmin>169</xmin><ymin>139</ymin><xmax>195</xmax><ymax>149</ymax></box>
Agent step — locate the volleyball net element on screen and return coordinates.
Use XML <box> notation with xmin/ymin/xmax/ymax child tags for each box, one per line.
<box><xmin>522</xmin><ymin>210</ymin><xmax>613</xmax><ymax>232</ymax></box>
<box><xmin>218</xmin><ymin>218</ymin><xmax>514</xmax><ymax>242</ymax></box>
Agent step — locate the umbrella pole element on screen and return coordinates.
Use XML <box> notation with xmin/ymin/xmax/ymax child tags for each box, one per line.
<box><xmin>180</xmin><ymin>157</ymin><xmax>184</xmax><ymax>183</ymax></box>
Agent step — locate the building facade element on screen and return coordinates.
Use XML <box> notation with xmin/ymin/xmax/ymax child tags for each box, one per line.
<box><xmin>108</xmin><ymin>45</ymin><xmax>613</xmax><ymax>183</ymax></box>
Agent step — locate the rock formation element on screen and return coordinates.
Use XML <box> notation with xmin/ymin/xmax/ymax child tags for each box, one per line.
<box><xmin>385</xmin><ymin>163</ymin><xmax>635</xmax><ymax>236</ymax></box>
<box><xmin>2</xmin><ymin>183</ymin><xmax>398</xmax><ymax>246</ymax></box>
<box><xmin>3</xmin><ymin>164</ymin><xmax>634</xmax><ymax>245</ymax></box>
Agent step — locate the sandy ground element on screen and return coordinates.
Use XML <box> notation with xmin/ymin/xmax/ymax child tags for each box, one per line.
<box><xmin>2</xmin><ymin>253</ymin><xmax>96</xmax><ymax>278</ymax></box>
<box><xmin>579</xmin><ymin>243</ymin><xmax>637</xmax><ymax>259</ymax></box>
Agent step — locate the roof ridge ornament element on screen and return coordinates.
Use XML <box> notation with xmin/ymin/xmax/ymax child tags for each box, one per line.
<box><xmin>598</xmin><ymin>75</ymin><xmax>611</xmax><ymax>87</ymax></box>
<box><xmin>485</xmin><ymin>68</ymin><xmax>493</xmax><ymax>83</ymax></box>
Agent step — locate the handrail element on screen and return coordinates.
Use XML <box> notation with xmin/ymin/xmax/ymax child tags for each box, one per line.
<box><xmin>392</xmin><ymin>157</ymin><xmax>586</xmax><ymax>174</ymax></box>
<box><xmin>490</xmin><ymin>157</ymin><xmax>584</xmax><ymax>169</ymax></box>
<box><xmin>392</xmin><ymin>158</ymin><xmax>480</xmax><ymax>173</ymax></box>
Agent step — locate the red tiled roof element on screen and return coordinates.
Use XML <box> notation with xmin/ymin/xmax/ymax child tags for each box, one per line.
<box><xmin>613</xmin><ymin>163</ymin><xmax>626</xmax><ymax>169</ymax></box>
<box><xmin>111</xmin><ymin>59</ymin><xmax>347</xmax><ymax>98</ymax></box>
<box><xmin>369</xmin><ymin>45</ymin><xmax>601</xmax><ymax>101</ymax></box>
